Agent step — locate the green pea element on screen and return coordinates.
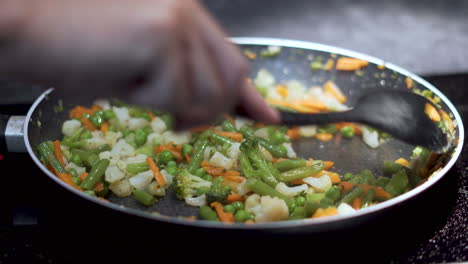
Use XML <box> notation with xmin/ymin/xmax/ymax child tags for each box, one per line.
<box><xmin>344</xmin><ymin>172</ymin><xmax>354</xmax><ymax>181</ymax></box>
<box><xmin>139</xmin><ymin>113</ymin><xmax>152</xmax><ymax>121</ymax></box>
<box><xmin>103</xmin><ymin>110</ymin><xmax>116</xmax><ymax>120</ymax></box>
<box><xmin>94</xmin><ymin>110</ymin><xmax>104</xmax><ymax>118</ymax></box>
<box><xmin>90</xmin><ymin>114</ymin><xmax>103</xmax><ymax>128</ymax></box>
<box><xmin>201</xmin><ymin>174</ymin><xmax>213</xmax><ymax>182</ymax></box>
<box><xmin>159</xmin><ymin>150</ymin><xmax>174</xmax><ymax>163</ymax></box>
<box><xmin>194</xmin><ymin>167</ymin><xmax>205</xmax><ymax>177</ymax></box>
<box><xmin>295</xmin><ymin>196</ymin><xmax>306</xmax><ymax>207</ymax></box>
<box><xmin>318</xmin><ymin>124</ymin><xmax>337</xmax><ymax>134</ymax></box>
<box><xmin>182</xmin><ymin>144</ymin><xmax>193</xmax><ymax>156</ymax></box>
<box><xmin>234</xmin><ymin>210</ymin><xmax>250</xmax><ymax>222</ymax></box>
<box><xmin>223</xmin><ymin>205</ymin><xmax>236</xmax><ymax>213</ymax></box>
<box><xmin>231</xmin><ymin>201</ymin><xmax>244</xmax><ymax>211</ymax></box>
<box><xmin>270</xmin><ymin>130</ymin><xmax>287</xmax><ymax>144</ymax></box>
<box><xmin>135</xmin><ymin>128</ymin><xmax>148</xmax><ymax>146</ymax></box>
<box><xmin>340</xmin><ymin>126</ymin><xmax>355</xmax><ymax>138</ymax></box>
<box><xmin>70</xmin><ymin>154</ymin><xmax>83</xmax><ymax>166</ymax></box>
<box><xmin>166</xmin><ymin>161</ymin><xmax>177</xmax><ymax>168</ymax></box>
<box><xmin>80</xmin><ymin>131</ymin><xmax>92</xmax><ymax>140</ymax></box>
<box><xmin>165</xmin><ymin>166</ymin><xmax>178</xmax><ymax>176</ymax></box>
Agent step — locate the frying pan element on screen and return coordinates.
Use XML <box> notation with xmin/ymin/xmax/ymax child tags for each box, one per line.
<box><xmin>0</xmin><ymin>38</ymin><xmax>464</xmax><ymax>234</ymax></box>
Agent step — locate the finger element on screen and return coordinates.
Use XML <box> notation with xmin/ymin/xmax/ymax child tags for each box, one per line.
<box><xmin>238</xmin><ymin>81</ymin><xmax>280</xmax><ymax>124</ymax></box>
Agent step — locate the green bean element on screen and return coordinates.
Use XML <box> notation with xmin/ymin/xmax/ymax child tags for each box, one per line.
<box><xmin>340</xmin><ymin>126</ymin><xmax>354</xmax><ymax>138</ymax></box>
<box><xmin>338</xmin><ymin>186</ymin><xmax>364</xmax><ymax>205</ymax></box>
<box><xmin>126</xmin><ymin>162</ymin><xmax>149</xmax><ymax>174</ymax></box>
<box><xmin>257</xmin><ymin>138</ymin><xmax>287</xmax><ymax>158</ymax></box>
<box><xmin>209</xmin><ymin>131</ymin><xmax>234</xmax><ymax>146</ymax></box>
<box><xmin>93</xmin><ymin>144</ymin><xmax>111</xmax><ymax>154</ymax></box>
<box><xmin>37</xmin><ymin>142</ymin><xmax>66</xmax><ymax>173</ymax></box>
<box><xmin>274</xmin><ymin>159</ymin><xmax>307</xmax><ymax>172</ymax></box>
<box><xmin>80</xmin><ymin>159</ymin><xmax>110</xmax><ymax>190</ymax></box>
<box><xmin>239</xmin><ymin>153</ymin><xmax>257</xmax><ymax>179</ymax></box>
<box><xmin>69</xmin><ymin>168</ymin><xmax>78</xmax><ymax>178</ymax></box>
<box><xmin>324</xmin><ymin>186</ymin><xmax>342</xmax><ymax>202</ymax></box>
<box><xmin>375</xmin><ymin>176</ymin><xmax>390</xmax><ymax>187</ymax></box>
<box><xmin>199</xmin><ymin>205</ymin><xmax>219</xmax><ymax>221</ymax></box>
<box><xmin>135</xmin><ymin>145</ymin><xmax>154</xmax><ymax>157</ymax></box>
<box><xmin>62</xmin><ymin>127</ymin><xmax>84</xmax><ymax>147</ymax></box>
<box><xmin>102</xmin><ymin>110</ymin><xmax>116</xmax><ymax>120</ymax></box>
<box><xmin>295</xmin><ymin>196</ymin><xmax>306</xmax><ymax>207</ymax></box>
<box><xmin>362</xmin><ymin>188</ymin><xmax>376</xmax><ymax>207</ymax></box>
<box><xmin>269</xmin><ymin>130</ymin><xmax>288</xmax><ymax>145</ymax></box>
<box><xmin>384</xmin><ymin>169</ymin><xmax>409</xmax><ymax>197</ymax></box>
<box><xmin>382</xmin><ymin>161</ymin><xmax>403</xmax><ymax>175</ymax></box>
<box><xmin>343</xmin><ymin>172</ymin><xmax>354</xmax><ymax>181</ymax></box>
<box><xmin>132</xmin><ymin>189</ymin><xmax>157</xmax><ymax>206</ymax></box>
<box><xmin>187</xmin><ymin>139</ymin><xmax>208</xmax><ymax>174</ymax></box>
<box><xmin>304</xmin><ymin>201</ymin><xmax>320</xmax><ymax>216</ymax></box>
<box><xmin>276</xmin><ymin>162</ymin><xmax>325</xmax><ymax>182</ymax></box>
<box><xmin>72</xmin><ymin>149</ymin><xmax>99</xmax><ymax>167</ymax></box>
<box><xmin>222</xmin><ymin>120</ymin><xmax>237</xmax><ymax>132</ymax></box>
<box><xmin>320</xmin><ymin>197</ymin><xmax>335</xmax><ymax>208</ymax></box>
<box><xmin>79</xmin><ymin>131</ymin><xmax>92</xmax><ymax>140</ymax></box>
<box><xmin>318</xmin><ymin>124</ymin><xmax>337</xmax><ymax>134</ymax></box>
<box><xmin>245</xmin><ymin>178</ymin><xmax>292</xmax><ymax>208</ymax></box>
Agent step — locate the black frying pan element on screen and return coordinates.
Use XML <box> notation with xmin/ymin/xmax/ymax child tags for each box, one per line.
<box><xmin>0</xmin><ymin>38</ymin><xmax>464</xmax><ymax>234</ymax></box>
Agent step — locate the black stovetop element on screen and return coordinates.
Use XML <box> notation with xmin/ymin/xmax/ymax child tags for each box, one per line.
<box><xmin>0</xmin><ymin>74</ymin><xmax>467</xmax><ymax>263</ymax></box>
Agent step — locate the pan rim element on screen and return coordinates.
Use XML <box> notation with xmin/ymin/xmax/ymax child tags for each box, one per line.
<box><xmin>24</xmin><ymin>37</ymin><xmax>465</xmax><ymax>230</ymax></box>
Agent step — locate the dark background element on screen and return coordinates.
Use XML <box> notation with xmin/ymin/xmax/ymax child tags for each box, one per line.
<box><xmin>1</xmin><ymin>1</ymin><xmax>467</xmax><ymax>263</ymax></box>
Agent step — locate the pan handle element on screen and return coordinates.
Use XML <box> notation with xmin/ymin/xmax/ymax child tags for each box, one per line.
<box><xmin>0</xmin><ymin>114</ymin><xmax>27</xmax><ymax>153</ymax></box>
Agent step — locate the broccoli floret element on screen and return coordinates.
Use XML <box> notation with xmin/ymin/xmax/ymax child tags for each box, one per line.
<box><xmin>173</xmin><ymin>169</ymin><xmax>212</xmax><ymax>200</ymax></box>
<box><xmin>205</xmin><ymin>177</ymin><xmax>231</xmax><ymax>204</ymax></box>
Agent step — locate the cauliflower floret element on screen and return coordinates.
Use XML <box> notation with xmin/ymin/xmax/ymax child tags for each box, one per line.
<box><xmin>362</xmin><ymin>126</ymin><xmax>380</xmax><ymax>148</ymax></box>
<box><xmin>105</xmin><ymin>165</ymin><xmax>126</xmax><ymax>184</ymax></box>
<box><xmin>62</xmin><ymin>120</ymin><xmax>82</xmax><ymax>137</ymax></box>
<box><xmin>283</xmin><ymin>142</ymin><xmax>297</xmax><ymax>158</ymax></box>
<box><xmin>99</xmin><ymin>151</ymin><xmax>120</xmax><ymax>166</ymax></box>
<box><xmin>245</xmin><ymin>194</ymin><xmax>289</xmax><ymax>223</ymax></box>
<box><xmin>204</xmin><ymin>146</ymin><xmax>213</xmax><ymax>161</ymax></box>
<box><xmin>125</xmin><ymin>154</ymin><xmax>148</xmax><ymax>164</ymax></box>
<box><xmin>226</xmin><ymin>142</ymin><xmax>241</xmax><ymax>160</ymax></box>
<box><xmin>129</xmin><ymin>170</ymin><xmax>153</xmax><ymax>190</ymax></box>
<box><xmin>93</xmin><ymin>99</ymin><xmax>111</xmax><ymax>110</ymax></box>
<box><xmin>161</xmin><ymin>131</ymin><xmax>191</xmax><ymax>145</ymax></box>
<box><xmin>146</xmin><ymin>132</ymin><xmax>162</xmax><ymax>146</ymax></box>
<box><xmin>82</xmin><ymin>131</ymin><xmax>107</xmax><ymax>150</ymax></box>
<box><xmin>128</xmin><ymin>118</ymin><xmax>149</xmax><ymax>130</ymax></box>
<box><xmin>109</xmin><ymin>179</ymin><xmax>132</xmax><ymax>197</ymax></box>
<box><xmin>160</xmin><ymin>169</ymin><xmax>174</xmax><ymax>187</ymax></box>
<box><xmin>111</xmin><ymin>139</ymin><xmax>135</xmax><ymax>158</ymax></box>
<box><xmin>209</xmin><ymin>152</ymin><xmax>234</xmax><ymax>170</ymax></box>
<box><xmin>259</xmin><ymin>146</ymin><xmax>273</xmax><ymax>162</ymax></box>
<box><xmin>185</xmin><ymin>194</ymin><xmax>207</xmax><ymax>207</ymax></box>
<box><xmin>64</xmin><ymin>162</ymin><xmax>86</xmax><ymax>176</ymax></box>
<box><xmin>235</xmin><ymin>117</ymin><xmax>254</xmax><ymax>131</ymax></box>
<box><xmin>275</xmin><ymin>182</ymin><xmax>308</xmax><ymax>198</ymax></box>
<box><xmin>285</xmin><ymin>80</ymin><xmax>306</xmax><ymax>101</ymax></box>
<box><xmin>303</xmin><ymin>175</ymin><xmax>332</xmax><ymax>193</ymax></box>
<box><xmin>254</xmin><ymin>128</ymin><xmax>270</xmax><ymax>139</ymax></box>
<box><xmin>337</xmin><ymin>203</ymin><xmax>356</xmax><ymax>215</ymax></box>
<box><xmin>146</xmin><ymin>181</ymin><xmax>166</xmax><ymax>196</ymax></box>
<box><xmin>103</xmin><ymin>131</ymin><xmax>121</xmax><ymax>146</ymax></box>
<box><xmin>150</xmin><ymin>118</ymin><xmax>167</xmax><ymax>134</ymax></box>
<box><xmin>299</xmin><ymin>125</ymin><xmax>317</xmax><ymax>137</ymax></box>
<box><xmin>236</xmin><ymin>180</ymin><xmax>250</xmax><ymax>196</ymax></box>
<box><xmin>113</xmin><ymin>107</ymin><xmax>131</xmax><ymax>128</ymax></box>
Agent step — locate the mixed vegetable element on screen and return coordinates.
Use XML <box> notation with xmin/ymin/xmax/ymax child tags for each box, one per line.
<box><xmin>37</xmin><ymin>49</ymin><xmax>455</xmax><ymax>224</ymax></box>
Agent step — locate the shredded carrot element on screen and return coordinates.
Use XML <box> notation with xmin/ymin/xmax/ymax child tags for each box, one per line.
<box><xmin>214</xmin><ymin>131</ymin><xmax>243</xmax><ymax>142</ymax></box>
<box><xmin>335</xmin><ymin>122</ymin><xmax>362</xmax><ymax>135</ymax></box>
<box><xmin>336</xmin><ymin>57</ymin><xmax>369</xmax><ymax>71</ymax></box>
<box><xmin>210</xmin><ymin>202</ymin><xmax>234</xmax><ymax>223</ymax></box>
<box><xmin>185</xmin><ymin>154</ymin><xmax>191</xmax><ymax>163</ymax></box>
<box><xmin>53</xmin><ymin>140</ymin><xmax>65</xmax><ymax>167</ymax></box>
<box><xmin>227</xmin><ymin>193</ymin><xmax>245</xmax><ymax>203</ymax></box>
<box><xmin>223</xmin><ymin>114</ymin><xmax>235</xmax><ymax>125</ymax></box>
<box><xmin>315</xmin><ymin>133</ymin><xmax>333</xmax><ymax>142</ymax></box>
<box><xmin>352</xmin><ymin>197</ymin><xmax>363</xmax><ymax>210</ymax></box>
<box><xmin>190</xmin><ymin>126</ymin><xmax>212</xmax><ymax>133</ymax></box>
<box><xmin>287</xmin><ymin>127</ymin><xmax>301</xmax><ymax>140</ymax></box>
<box><xmin>93</xmin><ymin>182</ymin><xmax>105</xmax><ymax>192</ymax></box>
<box><xmin>80</xmin><ymin>117</ymin><xmax>96</xmax><ymax>131</ymax></box>
<box><xmin>394</xmin><ymin>158</ymin><xmax>410</xmax><ymax>167</ymax></box>
<box><xmin>425</xmin><ymin>103</ymin><xmax>441</xmax><ymax>122</ymax></box>
<box><xmin>148</xmin><ymin>112</ymin><xmax>156</xmax><ymax>120</ymax></box>
<box><xmin>405</xmin><ymin>77</ymin><xmax>414</xmax><ymax>89</ymax></box>
<box><xmin>312</xmin><ymin>207</ymin><xmax>338</xmax><ymax>218</ymax></box>
<box><xmin>276</xmin><ymin>84</ymin><xmax>289</xmax><ymax>98</ymax></box>
<box><xmin>323</xmin><ymin>161</ymin><xmax>334</xmax><ymax>170</ymax></box>
<box><xmin>100</xmin><ymin>122</ymin><xmax>109</xmax><ymax>133</ymax></box>
<box><xmin>57</xmin><ymin>172</ymin><xmax>83</xmax><ymax>191</ymax></box>
<box><xmin>146</xmin><ymin>157</ymin><xmax>166</xmax><ymax>188</ymax></box>
<box><xmin>338</xmin><ymin>181</ymin><xmax>391</xmax><ymax>200</ymax></box>
<box><xmin>324</xmin><ymin>59</ymin><xmax>335</xmax><ymax>71</ymax></box>
<box><xmin>224</xmin><ymin>175</ymin><xmax>246</xmax><ymax>183</ymax></box>
<box><xmin>324</xmin><ymin>81</ymin><xmax>347</xmax><ymax>103</ymax></box>
<box><xmin>201</xmin><ymin>161</ymin><xmax>212</xmax><ymax>168</ymax></box>
<box><xmin>79</xmin><ymin>172</ymin><xmax>89</xmax><ymax>181</ymax></box>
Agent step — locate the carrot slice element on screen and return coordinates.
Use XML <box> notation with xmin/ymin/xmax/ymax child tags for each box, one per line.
<box><xmin>425</xmin><ymin>103</ymin><xmax>441</xmax><ymax>122</ymax></box>
<box><xmin>146</xmin><ymin>157</ymin><xmax>166</xmax><ymax>188</ymax></box>
<box><xmin>227</xmin><ymin>194</ymin><xmax>245</xmax><ymax>203</ymax></box>
<box><xmin>210</xmin><ymin>202</ymin><xmax>235</xmax><ymax>223</ymax></box>
<box><xmin>352</xmin><ymin>197</ymin><xmax>363</xmax><ymax>210</ymax></box>
<box><xmin>57</xmin><ymin>172</ymin><xmax>83</xmax><ymax>191</ymax></box>
<box><xmin>394</xmin><ymin>158</ymin><xmax>410</xmax><ymax>167</ymax></box>
<box><xmin>201</xmin><ymin>161</ymin><xmax>212</xmax><ymax>168</ymax></box>
<box><xmin>336</xmin><ymin>57</ymin><xmax>368</xmax><ymax>71</ymax></box>
<box><xmin>79</xmin><ymin>172</ymin><xmax>89</xmax><ymax>181</ymax></box>
<box><xmin>53</xmin><ymin>140</ymin><xmax>65</xmax><ymax>167</ymax></box>
<box><xmin>324</xmin><ymin>81</ymin><xmax>347</xmax><ymax>103</ymax></box>
<box><xmin>315</xmin><ymin>133</ymin><xmax>333</xmax><ymax>142</ymax></box>
<box><xmin>323</xmin><ymin>161</ymin><xmax>334</xmax><ymax>170</ymax></box>
<box><xmin>287</xmin><ymin>127</ymin><xmax>301</xmax><ymax>140</ymax></box>
<box><xmin>93</xmin><ymin>182</ymin><xmax>105</xmax><ymax>192</ymax></box>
